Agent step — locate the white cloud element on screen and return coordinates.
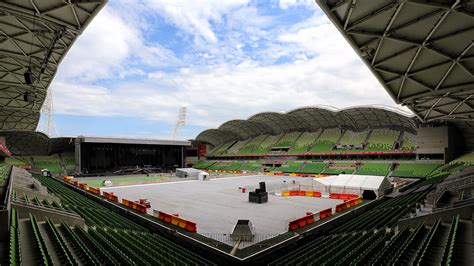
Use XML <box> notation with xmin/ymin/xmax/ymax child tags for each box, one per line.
<box><xmin>56</xmin><ymin>5</ymin><xmax>177</xmax><ymax>82</ymax></box>
<box><xmin>144</xmin><ymin>0</ymin><xmax>251</xmax><ymax>44</ymax></box>
<box><xmin>56</xmin><ymin>8</ymin><xmax>137</xmax><ymax>81</ymax></box>
<box><xmin>279</xmin><ymin>0</ymin><xmax>314</xmax><ymax>9</ymax></box>
<box><xmin>49</xmin><ymin>1</ymin><xmax>411</xmax><ymax>139</ymax></box>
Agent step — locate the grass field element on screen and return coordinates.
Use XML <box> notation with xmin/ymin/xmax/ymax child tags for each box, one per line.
<box><xmin>76</xmin><ymin>175</ymin><xmax>170</xmax><ymax>187</ymax></box>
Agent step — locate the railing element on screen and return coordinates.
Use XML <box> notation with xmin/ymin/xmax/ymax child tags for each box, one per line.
<box><xmin>436</xmin><ymin>176</ymin><xmax>474</xmax><ymax>191</ymax></box>
<box><xmin>199</xmin><ymin>233</ymin><xmax>282</xmax><ymax>248</ymax></box>
<box><xmin>11</xmin><ymin>198</ymin><xmax>78</xmax><ymax>215</ymax></box>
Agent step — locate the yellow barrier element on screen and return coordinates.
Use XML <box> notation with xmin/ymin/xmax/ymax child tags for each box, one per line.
<box><xmin>171</xmin><ymin>216</ymin><xmax>180</xmax><ymax>226</ymax></box>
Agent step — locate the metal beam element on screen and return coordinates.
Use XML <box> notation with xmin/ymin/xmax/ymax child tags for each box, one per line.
<box><xmin>0</xmin><ymin>2</ymin><xmax>80</xmax><ymax>32</ymax></box>
<box><xmin>434</xmin><ymin>42</ymin><xmax>473</xmax><ymax>91</ymax></box>
<box><xmin>343</xmin><ymin>0</ymin><xmax>357</xmax><ymax>30</ymax></box>
<box><xmin>347</xmin><ymin>1</ymin><xmax>399</xmax><ymax>31</ymax></box>
<box><xmin>401</xmin><ymin>82</ymin><xmax>474</xmax><ymax>103</ymax></box>
<box><xmin>448</xmin><ymin>95</ymin><xmax>474</xmax><ymax>116</ymax></box>
<box><xmin>371</xmin><ymin>2</ymin><xmax>405</xmax><ymax>65</ymax></box>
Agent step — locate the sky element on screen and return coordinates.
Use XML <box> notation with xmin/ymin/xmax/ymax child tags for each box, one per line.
<box><xmin>38</xmin><ymin>0</ymin><xmax>407</xmax><ymax>140</ymax></box>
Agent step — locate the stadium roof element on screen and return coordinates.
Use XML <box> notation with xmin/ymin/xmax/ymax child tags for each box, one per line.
<box><xmin>316</xmin><ymin>0</ymin><xmax>474</xmax><ymax>123</ymax></box>
<box><xmin>195</xmin><ymin>105</ymin><xmax>417</xmax><ymax>146</ymax></box>
<box><xmin>1</xmin><ymin>131</ymin><xmax>73</xmax><ymax>156</ymax></box>
<box><xmin>3</xmin><ymin>133</ymin><xmax>191</xmax><ymax>156</ymax></box>
<box><xmin>80</xmin><ymin>136</ymin><xmax>191</xmax><ymax>146</ymax></box>
<box><xmin>0</xmin><ymin>0</ymin><xmax>107</xmax><ymax>131</ymax></box>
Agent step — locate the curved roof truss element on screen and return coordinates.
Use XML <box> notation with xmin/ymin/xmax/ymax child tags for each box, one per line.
<box><xmin>195</xmin><ymin>105</ymin><xmax>417</xmax><ymax>146</ymax></box>
<box><xmin>0</xmin><ymin>0</ymin><xmax>107</xmax><ymax>131</ymax></box>
<box><xmin>316</xmin><ymin>0</ymin><xmax>474</xmax><ymax>122</ymax></box>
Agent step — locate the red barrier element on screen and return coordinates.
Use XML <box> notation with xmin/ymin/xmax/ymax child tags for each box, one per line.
<box><xmin>185</xmin><ymin>221</ymin><xmax>197</xmax><ymax>233</ymax></box>
<box><xmin>319</xmin><ymin>208</ymin><xmax>332</xmax><ymax>219</ymax></box>
<box><xmin>305</xmin><ymin>214</ymin><xmax>315</xmax><ymax>225</ymax></box>
<box><xmin>329</xmin><ymin>193</ymin><xmax>358</xmax><ymax>200</ymax></box>
<box><xmin>335</xmin><ymin>202</ymin><xmax>347</xmax><ymax>212</ymax></box>
<box><xmin>133</xmin><ymin>202</ymin><xmax>148</xmax><ymax>213</ymax></box>
<box><xmin>289</xmin><ymin>220</ymin><xmax>299</xmax><ymax>231</ymax></box>
<box><xmin>103</xmin><ymin>191</ymin><xmax>118</xmax><ymax>202</ymax></box>
<box><xmin>88</xmin><ymin>187</ymin><xmax>101</xmax><ymax>195</ymax></box>
<box><xmin>122</xmin><ymin>198</ymin><xmax>133</xmax><ymax>207</ymax></box>
<box><xmin>155</xmin><ymin>210</ymin><xmax>197</xmax><ymax>233</ymax></box>
<box><xmin>122</xmin><ymin>198</ymin><xmax>147</xmax><ymax>213</ymax></box>
<box><xmin>288</xmin><ymin>213</ymin><xmax>318</xmax><ymax>231</ymax></box>
<box><xmin>281</xmin><ymin>190</ymin><xmax>322</xmax><ymax>197</ymax></box>
<box><xmin>335</xmin><ymin>197</ymin><xmax>362</xmax><ymax>213</ymax></box>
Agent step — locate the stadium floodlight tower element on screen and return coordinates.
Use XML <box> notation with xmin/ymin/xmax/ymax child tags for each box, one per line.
<box><xmin>172</xmin><ymin>107</ymin><xmax>187</xmax><ymax>139</ymax></box>
<box><xmin>39</xmin><ymin>89</ymin><xmax>59</xmax><ymax>137</ymax></box>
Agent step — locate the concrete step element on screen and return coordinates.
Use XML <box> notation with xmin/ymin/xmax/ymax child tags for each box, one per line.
<box><xmin>452</xmin><ymin>220</ymin><xmax>473</xmax><ymax>266</ymax></box>
<box><xmin>37</xmin><ymin>221</ymin><xmax>62</xmax><ymax>265</ymax></box>
<box><xmin>56</xmin><ymin>224</ymin><xmax>86</xmax><ymax>265</ymax></box>
<box><xmin>420</xmin><ymin>224</ymin><xmax>449</xmax><ymax>265</ymax></box>
<box><xmin>19</xmin><ymin>219</ymin><xmax>43</xmax><ymax>265</ymax></box>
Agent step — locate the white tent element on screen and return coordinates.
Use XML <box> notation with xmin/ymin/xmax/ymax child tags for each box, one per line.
<box><xmin>176</xmin><ymin>168</ymin><xmax>205</xmax><ymax>179</ymax></box>
<box><xmin>313</xmin><ymin>174</ymin><xmax>392</xmax><ymax>199</ymax></box>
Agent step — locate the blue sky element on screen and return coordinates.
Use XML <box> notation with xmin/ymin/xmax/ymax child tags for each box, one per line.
<box><xmin>38</xmin><ymin>0</ymin><xmax>404</xmax><ymax>140</ymax></box>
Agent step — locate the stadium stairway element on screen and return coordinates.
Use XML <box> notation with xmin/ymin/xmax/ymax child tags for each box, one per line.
<box><xmin>268</xmin><ymin>209</ymin><xmax>472</xmax><ymax>265</ymax></box>
<box><xmin>0</xmin><ymin>167</ymin><xmax>222</xmax><ymax>265</ymax></box>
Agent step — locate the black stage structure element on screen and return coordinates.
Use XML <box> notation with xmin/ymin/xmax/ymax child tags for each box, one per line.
<box><xmin>75</xmin><ymin>136</ymin><xmax>190</xmax><ymax>175</ymax></box>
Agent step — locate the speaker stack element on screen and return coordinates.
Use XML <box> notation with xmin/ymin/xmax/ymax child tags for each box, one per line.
<box><xmin>248</xmin><ymin>182</ymin><xmax>268</xmax><ymax>204</ymax></box>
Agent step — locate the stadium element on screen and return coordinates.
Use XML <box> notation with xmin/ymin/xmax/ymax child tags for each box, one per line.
<box><xmin>0</xmin><ymin>0</ymin><xmax>473</xmax><ymax>265</ymax></box>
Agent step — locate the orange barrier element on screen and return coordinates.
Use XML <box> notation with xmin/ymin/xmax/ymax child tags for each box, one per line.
<box><xmin>88</xmin><ymin>186</ymin><xmax>101</xmax><ymax>196</ymax></box>
<box><xmin>335</xmin><ymin>197</ymin><xmax>362</xmax><ymax>213</ymax></box>
<box><xmin>73</xmin><ymin>181</ymin><xmax>79</xmax><ymax>187</ymax></box>
<box><xmin>282</xmin><ymin>190</ymin><xmax>322</xmax><ymax>198</ymax></box>
<box><xmin>78</xmin><ymin>183</ymin><xmax>88</xmax><ymax>190</ymax></box>
<box><xmin>122</xmin><ymin>198</ymin><xmax>148</xmax><ymax>213</ymax></box>
<box><xmin>335</xmin><ymin>202</ymin><xmax>346</xmax><ymax>212</ymax></box>
<box><xmin>319</xmin><ymin>208</ymin><xmax>332</xmax><ymax>219</ymax></box>
<box><xmin>288</xmin><ymin>211</ymin><xmax>324</xmax><ymax>231</ymax></box>
<box><xmin>155</xmin><ymin>210</ymin><xmax>197</xmax><ymax>233</ymax></box>
<box><xmin>329</xmin><ymin>193</ymin><xmax>359</xmax><ymax>200</ymax></box>
<box><xmin>103</xmin><ymin>191</ymin><xmax>118</xmax><ymax>202</ymax></box>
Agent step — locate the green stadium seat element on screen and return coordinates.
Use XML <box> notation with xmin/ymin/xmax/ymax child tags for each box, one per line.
<box><xmin>355</xmin><ymin>163</ymin><xmax>391</xmax><ymax>176</ymax></box>
<box><xmin>392</xmin><ymin>163</ymin><xmax>442</xmax><ymax>178</ymax></box>
<box><xmin>288</xmin><ymin>131</ymin><xmax>320</xmax><ymax>153</ymax></box>
<box><xmin>339</xmin><ymin>130</ymin><xmax>368</xmax><ymax>146</ymax></box>
<box><xmin>366</xmin><ymin>129</ymin><xmax>400</xmax><ymax>151</ymax></box>
<box><xmin>238</xmin><ymin>135</ymin><xmax>269</xmax><ymax>154</ymax></box>
<box><xmin>253</xmin><ymin>133</ymin><xmax>284</xmax><ymax>154</ymax></box>
<box><xmin>311</xmin><ymin>129</ymin><xmax>340</xmax><ymax>152</ymax></box>
<box><xmin>401</xmin><ymin>133</ymin><xmax>417</xmax><ymax>150</ymax></box>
